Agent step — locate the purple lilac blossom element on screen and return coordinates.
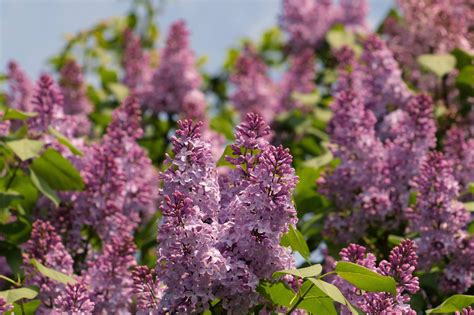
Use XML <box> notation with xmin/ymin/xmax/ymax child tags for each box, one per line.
<box><xmin>230</xmin><ymin>45</ymin><xmax>278</xmax><ymax>123</ymax></box>
<box><xmin>444</xmin><ymin>127</ymin><xmax>474</xmax><ymax>191</ymax></box>
<box><xmin>0</xmin><ymin>112</ymin><xmax>10</xmax><ymax>137</ymax></box>
<box><xmin>6</xmin><ymin>60</ymin><xmax>34</xmax><ymax>112</ymax></box>
<box><xmin>132</xmin><ymin>265</ymin><xmax>162</xmax><ymax>312</ymax></box>
<box><xmin>278</xmin><ymin>49</ymin><xmax>316</xmax><ymax>111</ymax></box>
<box><xmin>59</xmin><ymin>59</ymin><xmax>92</xmax><ymax>116</ymax></box>
<box><xmin>456</xmin><ymin>306</ymin><xmax>474</xmax><ymax>315</ymax></box>
<box><xmin>0</xmin><ymin>297</ymin><xmax>13</xmax><ymax>313</ymax></box>
<box><xmin>52</xmin><ymin>282</ymin><xmax>95</xmax><ymax>314</ymax></box>
<box><xmin>280</xmin><ymin>0</ymin><xmax>367</xmax><ymax>51</ymax></box>
<box><xmin>83</xmin><ymin>235</ymin><xmax>136</xmax><ymax>313</ymax></box>
<box><xmin>148</xmin><ymin>20</ymin><xmax>206</xmax><ymax>121</ymax></box>
<box><xmin>332</xmin><ymin>240</ymin><xmax>419</xmax><ymax>314</ymax></box>
<box><xmin>22</xmin><ymin>220</ymin><xmax>74</xmax><ymax>310</ymax></box>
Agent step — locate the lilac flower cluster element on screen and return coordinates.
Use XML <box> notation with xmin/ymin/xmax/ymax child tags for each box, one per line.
<box><xmin>320</xmin><ymin>35</ymin><xmax>437</xmax><ymax>243</ymax></box>
<box><xmin>280</xmin><ymin>0</ymin><xmax>368</xmax><ymax>51</ymax></box>
<box><xmin>331</xmin><ymin>240</ymin><xmax>419</xmax><ymax>314</ymax></box>
<box><xmin>443</xmin><ymin>127</ymin><xmax>474</xmax><ymax>191</ymax></box>
<box><xmin>147</xmin><ymin>113</ymin><xmax>298</xmax><ymax>313</ymax></box>
<box><xmin>6</xmin><ymin>60</ymin><xmax>33</xmax><ymax>112</ymax></box>
<box><xmin>0</xmin><ymin>297</ymin><xmax>13</xmax><ymax>313</ymax></box>
<box><xmin>59</xmin><ymin>59</ymin><xmax>92</xmax><ymax>116</ymax></box>
<box><xmin>407</xmin><ymin>152</ymin><xmax>473</xmax><ymax>292</ymax></box>
<box><xmin>132</xmin><ymin>265</ymin><xmax>162</xmax><ymax>312</ymax></box>
<box><xmin>22</xmin><ymin>220</ymin><xmax>74</xmax><ymax>310</ymax></box>
<box><xmin>52</xmin><ymin>282</ymin><xmax>95</xmax><ymax>314</ymax></box>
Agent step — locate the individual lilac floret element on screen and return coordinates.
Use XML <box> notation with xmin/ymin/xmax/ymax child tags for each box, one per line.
<box><xmin>52</xmin><ymin>282</ymin><xmax>95</xmax><ymax>314</ymax></box>
<box><xmin>22</xmin><ymin>220</ymin><xmax>74</xmax><ymax>310</ymax></box>
<box><xmin>84</xmin><ymin>235</ymin><xmax>136</xmax><ymax>313</ymax></box>
<box><xmin>59</xmin><ymin>59</ymin><xmax>92</xmax><ymax>116</ymax></box>
<box><xmin>148</xmin><ymin>20</ymin><xmax>206</xmax><ymax>120</ymax></box>
<box><xmin>6</xmin><ymin>60</ymin><xmax>34</xmax><ymax>112</ymax></box>
<box><xmin>0</xmin><ymin>297</ymin><xmax>13</xmax><ymax>313</ymax></box>
<box><xmin>332</xmin><ymin>241</ymin><xmax>419</xmax><ymax>314</ymax></box>
<box><xmin>132</xmin><ymin>265</ymin><xmax>162</xmax><ymax>312</ymax></box>
<box><xmin>278</xmin><ymin>49</ymin><xmax>316</xmax><ymax>111</ymax></box>
<box><xmin>280</xmin><ymin>0</ymin><xmax>367</xmax><ymax>50</ymax></box>
<box><xmin>122</xmin><ymin>29</ymin><xmax>153</xmax><ymax>100</ymax></box>
<box><xmin>444</xmin><ymin>127</ymin><xmax>474</xmax><ymax>191</ymax></box>
<box><xmin>230</xmin><ymin>45</ymin><xmax>277</xmax><ymax>123</ymax></box>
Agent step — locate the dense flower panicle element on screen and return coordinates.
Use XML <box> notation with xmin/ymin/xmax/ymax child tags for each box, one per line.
<box><xmin>333</xmin><ymin>241</ymin><xmax>419</xmax><ymax>314</ymax></box>
<box><xmin>6</xmin><ymin>60</ymin><xmax>34</xmax><ymax>112</ymax></box>
<box><xmin>132</xmin><ymin>265</ymin><xmax>162</xmax><ymax>312</ymax></box>
<box><xmin>84</xmin><ymin>235</ymin><xmax>136</xmax><ymax>313</ymax></box>
<box><xmin>444</xmin><ymin>127</ymin><xmax>474</xmax><ymax>190</ymax></box>
<box><xmin>230</xmin><ymin>45</ymin><xmax>278</xmax><ymax>123</ymax></box>
<box><xmin>52</xmin><ymin>282</ymin><xmax>95</xmax><ymax>314</ymax></box>
<box><xmin>22</xmin><ymin>220</ymin><xmax>74</xmax><ymax>309</ymax></box>
<box><xmin>278</xmin><ymin>49</ymin><xmax>316</xmax><ymax>111</ymax></box>
<box><xmin>0</xmin><ymin>297</ymin><xmax>13</xmax><ymax>313</ymax></box>
<box><xmin>157</xmin><ymin>191</ymin><xmax>227</xmax><ymax>313</ymax></box>
<box><xmin>59</xmin><ymin>59</ymin><xmax>92</xmax><ymax>116</ymax></box>
<box><xmin>280</xmin><ymin>0</ymin><xmax>367</xmax><ymax>50</ymax></box>
<box><xmin>122</xmin><ymin>29</ymin><xmax>153</xmax><ymax>99</ymax></box>
<box><xmin>148</xmin><ymin>20</ymin><xmax>206</xmax><ymax>120</ymax></box>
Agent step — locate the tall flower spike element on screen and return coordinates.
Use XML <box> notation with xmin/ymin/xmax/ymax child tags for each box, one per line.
<box><xmin>59</xmin><ymin>59</ymin><xmax>92</xmax><ymax>116</ymax></box>
<box><xmin>52</xmin><ymin>282</ymin><xmax>95</xmax><ymax>314</ymax></box>
<box><xmin>278</xmin><ymin>49</ymin><xmax>316</xmax><ymax>111</ymax></box>
<box><xmin>84</xmin><ymin>235</ymin><xmax>136</xmax><ymax>313</ymax></box>
<box><xmin>6</xmin><ymin>60</ymin><xmax>34</xmax><ymax>112</ymax></box>
<box><xmin>443</xmin><ymin>127</ymin><xmax>474</xmax><ymax>190</ymax></box>
<box><xmin>148</xmin><ymin>20</ymin><xmax>206</xmax><ymax>120</ymax></box>
<box><xmin>22</xmin><ymin>220</ymin><xmax>74</xmax><ymax>310</ymax></box>
<box><xmin>230</xmin><ymin>45</ymin><xmax>277</xmax><ymax>123</ymax></box>
<box><xmin>132</xmin><ymin>265</ymin><xmax>162</xmax><ymax>312</ymax></box>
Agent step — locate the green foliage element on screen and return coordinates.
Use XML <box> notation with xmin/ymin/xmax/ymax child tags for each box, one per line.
<box><xmin>256</xmin><ymin>280</ymin><xmax>295</xmax><ymax>308</ymax></box>
<box><xmin>273</xmin><ymin>264</ymin><xmax>323</xmax><ymax>279</ymax></box>
<box><xmin>2</xmin><ymin>108</ymin><xmax>37</xmax><ymax>121</ymax></box>
<box><xmin>307</xmin><ymin>279</ymin><xmax>359</xmax><ymax>315</ymax></box>
<box><xmin>30</xmin><ymin>168</ymin><xmax>60</xmax><ymax>207</ymax></box>
<box><xmin>280</xmin><ymin>225</ymin><xmax>311</xmax><ymax>262</ymax></box>
<box><xmin>417</xmin><ymin>54</ymin><xmax>457</xmax><ymax>78</ymax></box>
<box><xmin>334</xmin><ymin>262</ymin><xmax>397</xmax><ymax>296</ymax></box>
<box><xmin>0</xmin><ymin>287</ymin><xmax>38</xmax><ymax>304</ymax></box>
<box><xmin>6</xmin><ymin>139</ymin><xmax>44</xmax><ymax>161</ymax></box>
<box><xmin>426</xmin><ymin>295</ymin><xmax>474</xmax><ymax>313</ymax></box>
<box><xmin>30</xmin><ymin>259</ymin><xmax>77</xmax><ymax>285</ymax></box>
<box><xmin>48</xmin><ymin>127</ymin><xmax>84</xmax><ymax>156</ymax></box>
<box><xmin>9</xmin><ymin>299</ymin><xmax>41</xmax><ymax>315</ymax></box>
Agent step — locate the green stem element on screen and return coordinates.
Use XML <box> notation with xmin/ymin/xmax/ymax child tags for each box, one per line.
<box><xmin>0</xmin><ymin>275</ymin><xmax>19</xmax><ymax>286</ymax></box>
<box><xmin>286</xmin><ymin>283</ymin><xmax>314</xmax><ymax>314</ymax></box>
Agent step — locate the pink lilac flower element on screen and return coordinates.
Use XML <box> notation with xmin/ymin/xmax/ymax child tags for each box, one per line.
<box><xmin>59</xmin><ymin>59</ymin><xmax>92</xmax><ymax>116</ymax></box>
<box><xmin>132</xmin><ymin>265</ymin><xmax>162</xmax><ymax>312</ymax></box>
<box><xmin>280</xmin><ymin>0</ymin><xmax>367</xmax><ymax>51</ymax></box>
<box><xmin>456</xmin><ymin>306</ymin><xmax>474</xmax><ymax>315</ymax></box>
<box><xmin>443</xmin><ymin>127</ymin><xmax>474</xmax><ymax>191</ymax></box>
<box><xmin>122</xmin><ymin>29</ymin><xmax>153</xmax><ymax>100</ymax></box>
<box><xmin>52</xmin><ymin>282</ymin><xmax>95</xmax><ymax>314</ymax></box>
<box><xmin>6</xmin><ymin>60</ymin><xmax>34</xmax><ymax>112</ymax></box>
<box><xmin>278</xmin><ymin>49</ymin><xmax>316</xmax><ymax>111</ymax></box>
<box><xmin>83</xmin><ymin>235</ymin><xmax>136</xmax><ymax>313</ymax></box>
<box><xmin>332</xmin><ymin>240</ymin><xmax>419</xmax><ymax>314</ymax></box>
<box><xmin>22</xmin><ymin>220</ymin><xmax>74</xmax><ymax>310</ymax></box>
<box><xmin>230</xmin><ymin>45</ymin><xmax>278</xmax><ymax>123</ymax></box>
<box><xmin>0</xmin><ymin>297</ymin><xmax>13</xmax><ymax>313</ymax></box>
<box><xmin>148</xmin><ymin>20</ymin><xmax>206</xmax><ymax>120</ymax></box>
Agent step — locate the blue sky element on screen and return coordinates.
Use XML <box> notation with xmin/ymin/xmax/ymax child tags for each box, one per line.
<box><xmin>0</xmin><ymin>0</ymin><xmax>393</xmax><ymax>77</ymax></box>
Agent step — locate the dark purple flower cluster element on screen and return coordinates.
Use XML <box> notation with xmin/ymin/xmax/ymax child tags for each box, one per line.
<box><xmin>280</xmin><ymin>0</ymin><xmax>368</xmax><ymax>51</ymax></box>
<box><xmin>332</xmin><ymin>240</ymin><xmax>419</xmax><ymax>314</ymax></box>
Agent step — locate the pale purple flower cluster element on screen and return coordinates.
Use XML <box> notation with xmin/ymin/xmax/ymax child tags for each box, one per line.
<box><xmin>147</xmin><ymin>20</ymin><xmax>206</xmax><ymax>121</ymax></box>
<box><xmin>230</xmin><ymin>45</ymin><xmax>278</xmax><ymax>123</ymax></box>
<box><xmin>443</xmin><ymin>127</ymin><xmax>474</xmax><ymax>191</ymax></box>
<box><xmin>132</xmin><ymin>265</ymin><xmax>162</xmax><ymax>312</ymax></box>
<box><xmin>59</xmin><ymin>59</ymin><xmax>92</xmax><ymax>116</ymax></box>
<box><xmin>278</xmin><ymin>49</ymin><xmax>316</xmax><ymax>111</ymax></box>
<box><xmin>332</xmin><ymin>240</ymin><xmax>419</xmax><ymax>314</ymax></box>
<box><xmin>6</xmin><ymin>60</ymin><xmax>34</xmax><ymax>112</ymax></box>
<box><xmin>52</xmin><ymin>282</ymin><xmax>95</xmax><ymax>314</ymax></box>
<box><xmin>0</xmin><ymin>297</ymin><xmax>13</xmax><ymax>313</ymax></box>
<box><xmin>382</xmin><ymin>0</ymin><xmax>473</xmax><ymax>94</ymax></box>
<box><xmin>22</xmin><ymin>220</ymin><xmax>74</xmax><ymax>309</ymax></box>
<box><xmin>122</xmin><ymin>29</ymin><xmax>153</xmax><ymax>100</ymax></box>
<box><xmin>280</xmin><ymin>0</ymin><xmax>367</xmax><ymax>51</ymax></box>
<box><xmin>407</xmin><ymin>152</ymin><xmax>473</xmax><ymax>292</ymax></box>
<box><xmin>154</xmin><ymin>113</ymin><xmax>298</xmax><ymax>312</ymax></box>
<box><xmin>320</xmin><ymin>35</ymin><xmax>437</xmax><ymax>243</ymax></box>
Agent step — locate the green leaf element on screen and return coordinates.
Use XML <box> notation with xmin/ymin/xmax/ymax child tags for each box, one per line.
<box><xmin>30</xmin><ymin>169</ymin><xmax>60</xmax><ymax>207</ymax></box>
<box><xmin>30</xmin><ymin>259</ymin><xmax>77</xmax><ymax>285</ymax></box>
<box><xmin>108</xmin><ymin>82</ymin><xmax>129</xmax><ymax>101</ymax></box>
<box><xmin>0</xmin><ymin>192</ymin><xmax>24</xmax><ymax>209</ymax></box>
<box><xmin>326</xmin><ymin>27</ymin><xmax>355</xmax><ymax>50</ymax></box>
<box><xmin>30</xmin><ymin>148</ymin><xmax>84</xmax><ymax>191</ymax></box>
<box><xmin>417</xmin><ymin>54</ymin><xmax>456</xmax><ymax>78</ymax></box>
<box><xmin>292</xmin><ymin>90</ymin><xmax>321</xmax><ymax>106</ymax></box>
<box><xmin>6</xmin><ymin>139</ymin><xmax>44</xmax><ymax>161</ymax></box>
<box><xmin>0</xmin><ymin>287</ymin><xmax>38</xmax><ymax>304</ymax></box>
<box><xmin>2</xmin><ymin>108</ymin><xmax>37</xmax><ymax>121</ymax></box>
<box><xmin>273</xmin><ymin>264</ymin><xmax>323</xmax><ymax>279</ymax></box>
<box><xmin>216</xmin><ymin>145</ymin><xmax>234</xmax><ymax>167</ymax></box>
<box><xmin>11</xmin><ymin>299</ymin><xmax>41</xmax><ymax>315</ymax></box>
<box><xmin>257</xmin><ymin>280</ymin><xmax>295</xmax><ymax>307</ymax></box>
<box><xmin>388</xmin><ymin>235</ymin><xmax>404</xmax><ymax>246</ymax></box>
<box><xmin>308</xmin><ymin>279</ymin><xmax>359</xmax><ymax>315</ymax></box>
<box><xmin>465</xmin><ymin>202</ymin><xmax>474</xmax><ymax>212</ymax></box>
<box><xmin>48</xmin><ymin>127</ymin><xmax>84</xmax><ymax>156</ymax></box>
<box><xmin>0</xmin><ymin>241</ymin><xmax>22</xmax><ymax>274</ymax></box>
<box><xmin>426</xmin><ymin>295</ymin><xmax>474</xmax><ymax>313</ymax></box>
<box><xmin>335</xmin><ymin>261</ymin><xmax>397</xmax><ymax>296</ymax></box>
<box><xmin>281</xmin><ymin>225</ymin><xmax>311</xmax><ymax>262</ymax></box>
